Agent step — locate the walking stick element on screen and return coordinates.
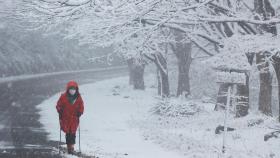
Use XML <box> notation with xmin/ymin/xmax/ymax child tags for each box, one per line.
<box><xmin>58</xmin><ymin>116</ymin><xmax>62</xmax><ymax>155</ymax></box>
<box><xmin>79</xmin><ymin>125</ymin><xmax>81</xmax><ymax>154</ymax></box>
<box><xmin>58</xmin><ymin>124</ymin><xmax>61</xmax><ymax>154</ymax></box>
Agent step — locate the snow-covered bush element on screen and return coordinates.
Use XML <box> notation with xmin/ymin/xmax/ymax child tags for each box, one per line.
<box><xmin>151</xmin><ymin>97</ymin><xmax>202</xmax><ymax>117</ymax></box>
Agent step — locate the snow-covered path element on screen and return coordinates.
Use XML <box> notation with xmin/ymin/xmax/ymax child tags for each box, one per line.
<box><xmin>38</xmin><ymin>75</ymin><xmax>280</xmax><ymax>158</ymax></box>
<box><xmin>38</xmin><ymin>76</ymin><xmax>185</xmax><ymax>158</ymax></box>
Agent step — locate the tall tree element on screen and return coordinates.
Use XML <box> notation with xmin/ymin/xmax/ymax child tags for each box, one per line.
<box><xmin>254</xmin><ymin>0</ymin><xmax>277</xmax><ymax>115</ymax></box>
<box><xmin>272</xmin><ymin>55</ymin><xmax>280</xmax><ymax>121</ymax></box>
<box><xmin>170</xmin><ymin>31</ymin><xmax>192</xmax><ymax>97</ymax></box>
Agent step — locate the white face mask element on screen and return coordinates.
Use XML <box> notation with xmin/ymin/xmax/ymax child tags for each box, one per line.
<box><xmin>69</xmin><ymin>89</ymin><xmax>76</xmax><ymax>95</ymax></box>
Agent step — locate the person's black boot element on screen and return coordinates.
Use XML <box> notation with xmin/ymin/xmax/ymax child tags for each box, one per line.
<box><xmin>67</xmin><ymin>144</ymin><xmax>73</xmax><ymax>154</ymax></box>
<box><xmin>70</xmin><ymin>144</ymin><xmax>75</xmax><ymax>155</ymax></box>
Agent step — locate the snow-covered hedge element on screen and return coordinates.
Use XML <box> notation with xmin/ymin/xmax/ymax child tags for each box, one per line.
<box><xmin>151</xmin><ymin>98</ymin><xmax>202</xmax><ymax>117</ymax></box>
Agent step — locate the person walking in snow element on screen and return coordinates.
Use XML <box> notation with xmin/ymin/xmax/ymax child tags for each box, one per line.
<box><xmin>56</xmin><ymin>80</ymin><xmax>84</xmax><ymax>154</ymax></box>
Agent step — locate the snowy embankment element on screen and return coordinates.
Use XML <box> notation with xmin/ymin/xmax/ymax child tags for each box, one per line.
<box><xmin>38</xmin><ymin>75</ymin><xmax>280</xmax><ymax>158</ymax></box>
<box><xmin>0</xmin><ymin>66</ymin><xmax>125</xmax><ymax>84</ymax></box>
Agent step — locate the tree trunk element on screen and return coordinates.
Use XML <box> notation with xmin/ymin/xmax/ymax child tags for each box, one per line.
<box><xmin>277</xmin><ymin>66</ymin><xmax>280</xmax><ymax>122</ymax></box>
<box><xmin>276</xmin><ymin>63</ymin><xmax>280</xmax><ymax>121</ymax></box>
<box><xmin>272</xmin><ymin>56</ymin><xmax>280</xmax><ymax>121</ymax></box>
<box><xmin>258</xmin><ymin>72</ymin><xmax>272</xmax><ymax>115</ymax></box>
<box><xmin>144</xmin><ymin>52</ymin><xmax>170</xmax><ymax>97</ymax></box>
<box><xmin>157</xmin><ymin>67</ymin><xmax>170</xmax><ymax>97</ymax></box>
<box><xmin>256</xmin><ymin>53</ymin><xmax>272</xmax><ymax>115</ymax></box>
<box><xmin>133</xmin><ymin>64</ymin><xmax>145</xmax><ymax>90</ymax></box>
<box><xmin>177</xmin><ymin>58</ymin><xmax>191</xmax><ymax>97</ymax></box>
<box><xmin>157</xmin><ymin>70</ymin><xmax>161</xmax><ymax>95</ymax></box>
<box><xmin>154</xmin><ymin>53</ymin><xmax>170</xmax><ymax>97</ymax></box>
<box><xmin>127</xmin><ymin>58</ymin><xmax>134</xmax><ymax>85</ymax></box>
<box><xmin>254</xmin><ymin>0</ymin><xmax>276</xmax><ymax>116</ymax></box>
<box><xmin>175</xmin><ymin>43</ymin><xmax>192</xmax><ymax>97</ymax></box>
<box><xmin>127</xmin><ymin>58</ymin><xmax>145</xmax><ymax>90</ymax></box>
<box><xmin>278</xmin><ymin>76</ymin><xmax>280</xmax><ymax>122</ymax></box>
<box><xmin>171</xmin><ymin>30</ymin><xmax>192</xmax><ymax>97</ymax></box>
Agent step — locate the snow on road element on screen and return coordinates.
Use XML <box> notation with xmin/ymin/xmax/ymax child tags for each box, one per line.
<box><xmin>38</xmin><ymin>76</ymin><xmax>185</xmax><ymax>158</ymax></box>
<box><xmin>0</xmin><ymin>66</ymin><xmax>125</xmax><ymax>84</ymax></box>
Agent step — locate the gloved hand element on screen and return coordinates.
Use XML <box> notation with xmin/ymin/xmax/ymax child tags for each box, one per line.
<box><xmin>76</xmin><ymin>112</ymin><xmax>82</xmax><ymax>117</ymax></box>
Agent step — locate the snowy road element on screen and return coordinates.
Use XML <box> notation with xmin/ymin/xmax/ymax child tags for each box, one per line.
<box><xmin>0</xmin><ymin>67</ymin><xmax>127</xmax><ymax>158</ymax></box>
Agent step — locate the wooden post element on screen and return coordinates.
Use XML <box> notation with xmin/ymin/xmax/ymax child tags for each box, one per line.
<box><xmin>222</xmin><ymin>86</ymin><xmax>232</xmax><ymax>154</ymax></box>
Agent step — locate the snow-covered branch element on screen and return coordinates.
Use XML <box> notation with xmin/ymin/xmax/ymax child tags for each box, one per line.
<box><xmin>21</xmin><ymin>0</ymin><xmax>280</xmax><ymax>61</ymax></box>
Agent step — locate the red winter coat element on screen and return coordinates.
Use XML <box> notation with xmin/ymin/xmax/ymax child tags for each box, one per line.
<box><xmin>56</xmin><ymin>81</ymin><xmax>84</xmax><ymax>134</ymax></box>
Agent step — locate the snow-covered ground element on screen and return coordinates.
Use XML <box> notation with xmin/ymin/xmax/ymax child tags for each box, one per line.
<box><xmin>38</xmin><ymin>75</ymin><xmax>184</xmax><ymax>158</ymax></box>
<box><xmin>38</xmin><ymin>75</ymin><xmax>280</xmax><ymax>158</ymax></box>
